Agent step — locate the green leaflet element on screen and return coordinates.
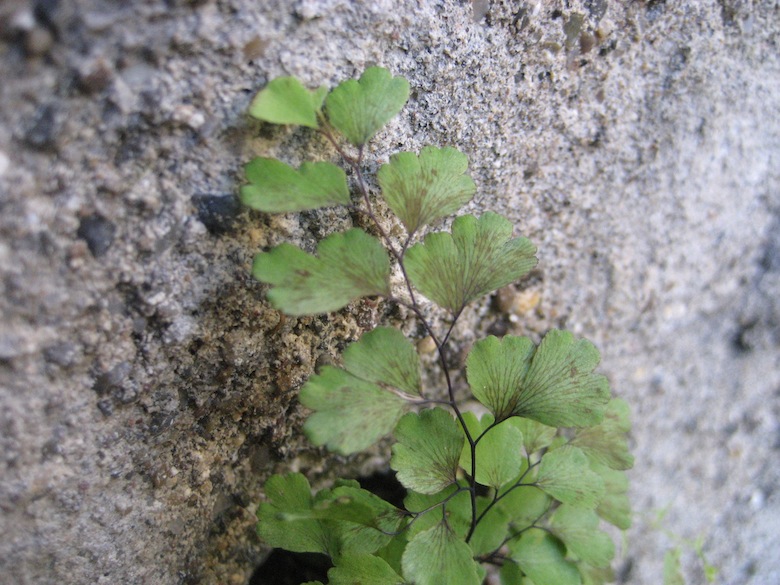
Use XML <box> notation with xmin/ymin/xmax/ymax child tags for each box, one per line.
<box><xmin>459</xmin><ymin>412</ymin><xmax>524</xmax><ymax>489</ymax></box>
<box><xmin>300</xmin><ymin>367</ymin><xmax>406</xmax><ymax>455</ymax></box>
<box><xmin>256</xmin><ymin>473</ymin><xmax>339</xmax><ymax>556</ymax></box>
<box><xmin>579</xmin><ymin>564</ymin><xmax>616</xmax><ymax>585</ymax></box>
<box><xmin>405</xmin><ymin>213</ymin><xmax>537</xmax><ymax>314</ymax></box>
<box><xmin>299</xmin><ymin>327</ymin><xmax>423</xmax><ymax>454</ymax></box>
<box><xmin>664</xmin><ymin>550</ymin><xmax>685</xmax><ymax>585</ymax></box>
<box><xmin>509</xmin><ymin>529</ymin><xmax>581</xmax><ymax>585</ymax></box>
<box><xmin>404</xmin><ymin>486</ymin><xmax>509</xmax><ymax>557</ymax></box>
<box><xmin>403</xmin><ymin>485</ymin><xmax>469</xmax><ymax>539</ymax></box>
<box><xmin>592</xmin><ymin>463</ymin><xmax>632</xmax><ymax>529</ymax></box>
<box><xmin>509</xmin><ymin>417</ymin><xmax>557</xmax><ymax>455</ymax></box>
<box><xmin>467</xmin><ymin>331</ymin><xmax>611</xmax><ymax>428</ymax></box>
<box><xmin>328</xmin><ymin>553</ymin><xmax>405</xmax><ymax>585</ymax></box>
<box><xmin>571</xmin><ymin>398</ymin><xmax>634</xmax><ymax>470</ymax></box>
<box><xmin>248</xmin><ymin>76</ymin><xmax>327</xmax><ymax>128</ymax></box>
<box><xmin>536</xmin><ymin>446</ymin><xmax>605</xmax><ymax>509</ymax></box>
<box><xmin>240</xmin><ymin>158</ymin><xmax>350</xmax><ymax>213</ymax></box>
<box><xmin>391</xmin><ymin>408</ymin><xmax>464</xmax><ymax>494</ymax></box>
<box><xmin>402</xmin><ymin>521</ymin><xmax>482</xmax><ymax>585</ymax></box>
<box><xmin>326</xmin><ymin>67</ymin><xmax>410</xmax><ymax>146</ymax></box>
<box><xmin>497</xmin><ymin>483</ymin><xmax>551</xmax><ymax>529</ymax></box>
<box><xmin>252</xmin><ymin>228</ymin><xmax>390</xmax><ymax>316</ymax></box>
<box><xmin>378</xmin><ymin>146</ymin><xmax>476</xmax><ymax>235</ymax></box>
<box><xmin>549</xmin><ymin>505</ymin><xmax>615</xmax><ymax>568</ymax></box>
<box><xmin>343</xmin><ymin>327</ymin><xmax>422</xmax><ymax>397</ymax></box>
<box><xmin>466</xmin><ymin>335</ymin><xmax>535</xmax><ymax>421</ymax></box>
<box><xmin>257</xmin><ymin>474</ymin><xmax>406</xmax><ymax>560</ymax></box>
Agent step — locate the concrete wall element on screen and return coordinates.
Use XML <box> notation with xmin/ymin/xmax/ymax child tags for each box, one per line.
<box><xmin>1</xmin><ymin>1</ymin><xmax>778</xmax><ymax>583</ymax></box>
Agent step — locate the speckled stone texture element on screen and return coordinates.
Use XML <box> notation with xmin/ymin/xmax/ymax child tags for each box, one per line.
<box><xmin>0</xmin><ymin>1</ymin><xmax>778</xmax><ymax>584</ymax></box>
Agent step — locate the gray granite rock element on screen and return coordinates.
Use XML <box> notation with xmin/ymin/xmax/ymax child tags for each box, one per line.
<box><xmin>0</xmin><ymin>1</ymin><xmax>778</xmax><ymax>583</ymax></box>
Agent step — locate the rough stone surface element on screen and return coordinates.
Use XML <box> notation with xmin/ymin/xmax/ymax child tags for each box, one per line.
<box><xmin>0</xmin><ymin>1</ymin><xmax>778</xmax><ymax>584</ymax></box>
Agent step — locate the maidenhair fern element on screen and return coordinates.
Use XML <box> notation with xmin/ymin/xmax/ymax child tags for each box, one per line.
<box><xmin>242</xmin><ymin>66</ymin><xmax>633</xmax><ymax>585</ymax></box>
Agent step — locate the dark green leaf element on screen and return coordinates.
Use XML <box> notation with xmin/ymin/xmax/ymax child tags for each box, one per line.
<box><xmin>405</xmin><ymin>213</ymin><xmax>537</xmax><ymax>313</ymax></box>
<box><xmin>252</xmin><ymin>228</ymin><xmax>390</xmax><ymax>315</ymax></box>
<box><xmin>326</xmin><ymin>67</ymin><xmax>410</xmax><ymax>146</ymax></box>
<box><xmin>391</xmin><ymin>408</ymin><xmax>464</xmax><ymax>494</ymax></box>
<box><xmin>328</xmin><ymin>553</ymin><xmax>405</xmax><ymax>585</ymax></box>
<box><xmin>509</xmin><ymin>529</ymin><xmax>581</xmax><ymax>585</ymax></box>
<box><xmin>467</xmin><ymin>331</ymin><xmax>611</xmax><ymax>427</ymax></box>
<box><xmin>571</xmin><ymin>399</ymin><xmax>634</xmax><ymax>470</ymax></box>
<box><xmin>377</xmin><ymin>146</ymin><xmax>476</xmax><ymax>234</ymax></box>
<box><xmin>300</xmin><ymin>366</ymin><xmax>407</xmax><ymax>454</ymax></box>
<box><xmin>549</xmin><ymin>505</ymin><xmax>615</xmax><ymax>568</ymax></box>
<box><xmin>343</xmin><ymin>327</ymin><xmax>422</xmax><ymax>397</ymax></box>
<box><xmin>537</xmin><ymin>446</ymin><xmax>605</xmax><ymax>509</ymax></box>
<box><xmin>248</xmin><ymin>76</ymin><xmax>326</xmax><ymax>128</ymax></box>
<box><xmin>459</xmin><ymin>412</ymin><xmax>524</xmax><ymax>489</ymax></box>
<box><xmin>402</xmin><ymin>521</ymin><xmax>481</xmax><ymax>585</ymax></box>
<box><xmin>240</xmin><ymin>158</ymin><xmax>350</xmax><ymax>213</ymax></box>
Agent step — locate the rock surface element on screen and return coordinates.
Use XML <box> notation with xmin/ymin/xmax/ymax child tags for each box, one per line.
<box><xmin>0</xmin><ymin>1</ymin><xmax>778</xmax><ymax>584</ymax></box>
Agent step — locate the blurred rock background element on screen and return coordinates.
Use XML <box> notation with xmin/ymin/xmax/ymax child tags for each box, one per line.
<box><xmin>0</xmin><ymin>1</ymin><xmax>778</xmax><ymax>583</ymax></box>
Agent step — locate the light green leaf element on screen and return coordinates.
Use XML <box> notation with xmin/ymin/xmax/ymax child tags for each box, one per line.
<box><xmin>256</xmin><ymin>473</ymin><xmax>338</xmax><ymax>555</ymax></box>
<box><xmin>300</xmin><ymin>367</ymin><xmax>406</xmax><ymax>454</ymax></box>
<box><xmin>404</xmin><ymin>485</ymin><xmax>469</xmax><ymax>539</ymax></box>
<box><xmin>469</xmin><ymin>497</ymin><xmax>511</xmax><ymax>556</ymax></box>
<box><xmin>248</xmin><ymin>76</ymin><xmax>326</xmax><ymax>128</ymax></box>
<box><xmin>405</xmin><ymin>213</ymin><xmax>537</xmax><ymax>314</ymax></box>
<box><xmin>509</xmin><ymin>529</ymin><xmax>581</xmax><ymax>585</ymax></box>
<box><xmin>375</xmin><ymin>533</ymin><xmax>409</xmax><ymax>577</ymax></box>
<box><xmin>459</xmin><ymin>412</ymin><xmax>524</xmax><ymax>489</ymax></box>
<box><xmin>377</xmin><ymin>146</ymin><xmax>476</xmax><ymax>234</ymax></box>
<box><xmin>326</xmin><ymin>67</ymin><xmax>410</xmax><ymax>146</ymax></box>
<box><xmin>252</xmin><ymin>228</ymin><xmax>390</xmax><ymax>316</ymax></box>
<box><xmin>499</xmin><ymin>562</ymin><xmax>529</xmax><ymax>585</ymax></box>
<box><xmin>664</xmin><ymin>549</ymin><xmax>685</xmax><ymax>585</ymax></box>
<box><xmin>592</xmin><ymin>463</ymin><xmax>632</xmax><ymax>529</ymax></box>
<box><xmin>497</xmin><ymin>484</ymin><xmax>551</xmax><ymax>528</ymax></box>
<box><xmin>467</xmin><ymin>331</ymin><xmax>611</xmax><ymax>427</ymax></box>
<box><xmin>579</xmin><ymin>564</ymin><xmax>615</xmax><ymax>585</ymax></box>
<box><xmin>391</xmin><ymin>408</ymin><xmax>464</xmax><ymax>494</ymax></box>
<box><xmin>402</xmin><ymin>521</ymin><xmax>481</xmax><ymax>585</ymax></box>
<box><xmin>240</xmin><ymin>158</ymin><xmax>350</xmax><ymax>213</ymax></box>
<box><xmin>536</xmin><ymin>446</ymin><xmax>605</xmax><ymax>508</ymax></box>
<box><xmin>519</xmin><ymin>330</ymin><xmax>611</xmax><ymax>427</ymax></box>
<box><xmin>466</xmin><ymin>335</ymin><xmax>535</xmax><ymax>421</ymax></box>
<box><xmin>343</xmin><ymin>327</ymin><xmax>422</xmax><ymax>397</ymax></box>
<box><xmin>508</xmin><ymin>417</ymin><xmax>558</xmax><ymax>455</ymax></box>
<box><xmin>571</xmin><ymin>398</ymin><xmax>634</xmax><ymax>470</ymax></box>
<box><xmin>549</xmin><ymin>505</ymin><xmax>615</xmax><ymax>568</ymax></box>
<box><xmin>328</xmin><ymin>553</ymin><xmax>405</xmax><ymax>585</ymax></box>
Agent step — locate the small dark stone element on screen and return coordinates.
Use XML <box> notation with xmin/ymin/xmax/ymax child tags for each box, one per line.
<box><xmin>34</xmin><ymin>0</ymin><xmax>60</xmax><ymax>31</ymax></box>
<box><xmin>192</xmin><ymin>194</ymin><xmax>242</xmax><ymax>235</ymax></box>
<box><xmin>148</xmin><ymin>411</ymin><xmax>174</xmax><ymax>435</ymax></box>
<box><xmin>97</xmin><ymin>398</ymin><xmax>113</xmax><ymax>416</ymax></box>
<box><xmin>585</xmin><ymin>0</ymin><xmax>608</xmax><ymax>22</ymax></box>
<box><xmin>44</xmin><ymin>341</ymin><xmax>77</xmax><ymax>367</ymax></box>
<box><xmin>25</xmin><ymin>105</ymin><xmax>59</xmax><ymax>151</ymax></box>
<box><xmin>77</xmin><ymin>214</ymin><xmax>116</xmax><ymax>257</ymax></box>
<box><xmin>92</xmin><ymin>362</ymin><xmax>131</xmax><ymax>395</ymax></box>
